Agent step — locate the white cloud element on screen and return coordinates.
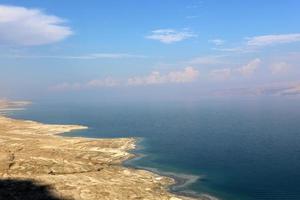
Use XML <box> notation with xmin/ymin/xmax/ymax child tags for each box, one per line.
<box><xmin>50</xmin><ymin>77</ymin><xmax>120</xmax><ymax>91</ymax></box>
<box><xmin>270</xmin><ymin>62</ymin><xmax>289</xmax><ymax>75</ymax></box>
<box><xmin>247</xmin><ymin>33</ymin><xmax>300</xmax><ymax>47</ymax></box>
<box><xmin>50</xmin><ymin>82</ymin><xmax>82</xmax><ymax>91</ymax></box>
<box><xmin>86</xmin><ymin>78</ymin><xmax>119</xmax><ymax>87</ymax></box>
<box><xmin>209</xmin><ymin>39</ymin><xmax>225</xmax><ymax>46</ymax></box>
<box><xmin>188</xmin><ymin>56</ymin><xmax>261</xmax><ymax>80</ymax></box>
<box><xmin>146</xmin><ymin>29</ymin><xmax>196</xmax><ymax>44</ymax></box>
<box><xmin>51</xmin><ymin>67</ymin><xmax>199</xmax><ymax>91</ymax></box>
<box><xmin>0</xmin><ymin>5</ymin><xmax>72</xmax><ymax>46</ymax></box>
<box><xmin>210</xmin><ymin>68</ymin><xmax>231</xmax><ymax>80</ymax></box>
<box><xmin>206</xmin><ymin>59</ymin><xmax>261</xmax><ymax>81</ymax></box>
<box><xmin>236</xmin><ymin>58</ymin><xmax>261</xmax><ymax>76</ymax></box>
<box><xmin>127</xmin><ymin>67</ymin><xmax>199</xmax><ymax>85</ymax></box>
<box><xmin>212</xmin><ymin>47</ymin><xmax>256</xmax><ymax>53</ymax></box>
<box><xmin>213</xmin><ymin>33</ymin><xmax>300</xmax><ymax>53</ymax></box>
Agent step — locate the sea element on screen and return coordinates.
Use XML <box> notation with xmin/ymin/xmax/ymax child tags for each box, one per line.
<box><xmin>7</xmin><ymin>97</ymin><xmax>300</xmax><ymax>200</ymax></box>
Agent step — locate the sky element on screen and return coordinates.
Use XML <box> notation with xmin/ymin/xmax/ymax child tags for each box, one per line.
<box><xmin>1</xmin><ymin>0</ymin><xmax>300</xmax><ymax>101</ymax></box>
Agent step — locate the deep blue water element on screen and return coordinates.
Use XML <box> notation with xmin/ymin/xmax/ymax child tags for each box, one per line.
<box><xmin>8</xmin><ymin>98</ymin><xmax>300</xmax><ymax>200</ymax></box>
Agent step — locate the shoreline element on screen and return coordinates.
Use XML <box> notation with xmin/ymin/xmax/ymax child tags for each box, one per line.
<box><xmin>60</xmin><ymin>128</ymin><xmax>208</xmax><ymax>200</ymax></box>
<box><xmin>124</xmin><ymin>139</ymin><xmax>218</xmax><ymax>200</ymax></box>
<box><xmin>0</xmin><ymin>102</ymin><xmax>201</xmax><ymax>200</ymax></box>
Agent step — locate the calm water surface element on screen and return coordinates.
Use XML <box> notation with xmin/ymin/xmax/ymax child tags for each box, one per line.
<box><xmin>9</xmin><ymin>98</ymin><xmax>300</xmax><ymax>200</ymax></box>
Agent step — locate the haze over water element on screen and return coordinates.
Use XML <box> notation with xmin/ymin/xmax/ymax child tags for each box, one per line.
<box><xmin>9</xmin><ymin>97</ymin><xmax>300</xmax><ymax>200</ymax></box>
<box><xmin>1</xmin><ymin>1</ymin><xmax>300</xmax><ymax>200</ymax></box>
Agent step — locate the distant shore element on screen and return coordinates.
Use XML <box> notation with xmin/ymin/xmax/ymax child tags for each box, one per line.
<box><xmin>0</xmin><ymin>100</ymin><xmax>199</xmax><ymax>200</ymax></box>
<box><xmin>0</xmin><ymin>99</ymin><xmax>31</xmax><ymax>109</ymax></box>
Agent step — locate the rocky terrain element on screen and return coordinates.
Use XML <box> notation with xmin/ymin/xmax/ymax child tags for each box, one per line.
<box><xmin>0</xmin><ymin>101</ymin><xmax>197</xmax><ymax>200</ymax></box>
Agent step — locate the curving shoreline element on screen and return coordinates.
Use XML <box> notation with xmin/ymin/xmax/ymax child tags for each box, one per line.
<box><xmin>0</xmin><ymin>101</ymin><xmax>200</xmax><ymax>200</ymax></box>
<box><xmin>124</xmin><ymin>139</ymin><xmax>218</xmax><ymax>200</ymax></box>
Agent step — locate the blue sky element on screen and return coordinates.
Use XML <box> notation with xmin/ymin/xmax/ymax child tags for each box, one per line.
<box><xmin>1</xmin><ymin>0</ymin><xmax>300</xmax><ymax>100</ymax></box>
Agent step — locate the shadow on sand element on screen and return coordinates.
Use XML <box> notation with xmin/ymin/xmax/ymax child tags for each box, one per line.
<box><xmin>0</xmin><ymin>179</ymin><xmax>63</xmax><ymax>200</ymax></box>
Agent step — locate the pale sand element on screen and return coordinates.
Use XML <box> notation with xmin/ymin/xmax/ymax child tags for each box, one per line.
<box><xmin>0</xmin><ymin>101</ymin><xmax>199</xmax><ymax>200</ymax></box>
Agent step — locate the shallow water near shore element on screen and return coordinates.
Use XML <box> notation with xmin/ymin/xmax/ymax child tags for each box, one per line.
<box><xmin>8</xmin><ymin>97</ymin><xmax>300</xmax><ymax>200</ymax></box>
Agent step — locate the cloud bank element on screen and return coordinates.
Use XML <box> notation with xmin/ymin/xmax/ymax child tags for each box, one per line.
<box><xmin>208</xmin><ymin>58</ymin><xmax>261</xmax><ymax>80</ymax></box>
<box><xmin>50</xmin><ymin>77</ymin><xmax>119</xmax><ymax>91</ymax></box>
<box><xmin>236</xmin><ymin>58</ymin><xmax>261</xmax><ymax>76</ymax></box>
<box><xmin>51</xmin><ymin>67</ymin><xmax>200</xmax><ymax>91</ymax></box>
<box><xmin>0</xmin><ymin>5</ymin><xmax>72</xmax><ymax>45</ymax></box>
<box><xmin>128</xmin><ymin>67</ymin><xmax>199</xmax><ymax>85</ymax></box>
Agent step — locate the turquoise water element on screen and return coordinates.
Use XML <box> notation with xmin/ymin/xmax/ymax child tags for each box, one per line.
<box><xmin>8</xmin><ymin>98</ymin><xmax>300</xmax><ymax>200</ymax></box>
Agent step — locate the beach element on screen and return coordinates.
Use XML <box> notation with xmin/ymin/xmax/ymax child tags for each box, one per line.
<box><xmin>0</xmin><ymin>101</ymin><xmax>198</xmax><ymax>200</ymax></box>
